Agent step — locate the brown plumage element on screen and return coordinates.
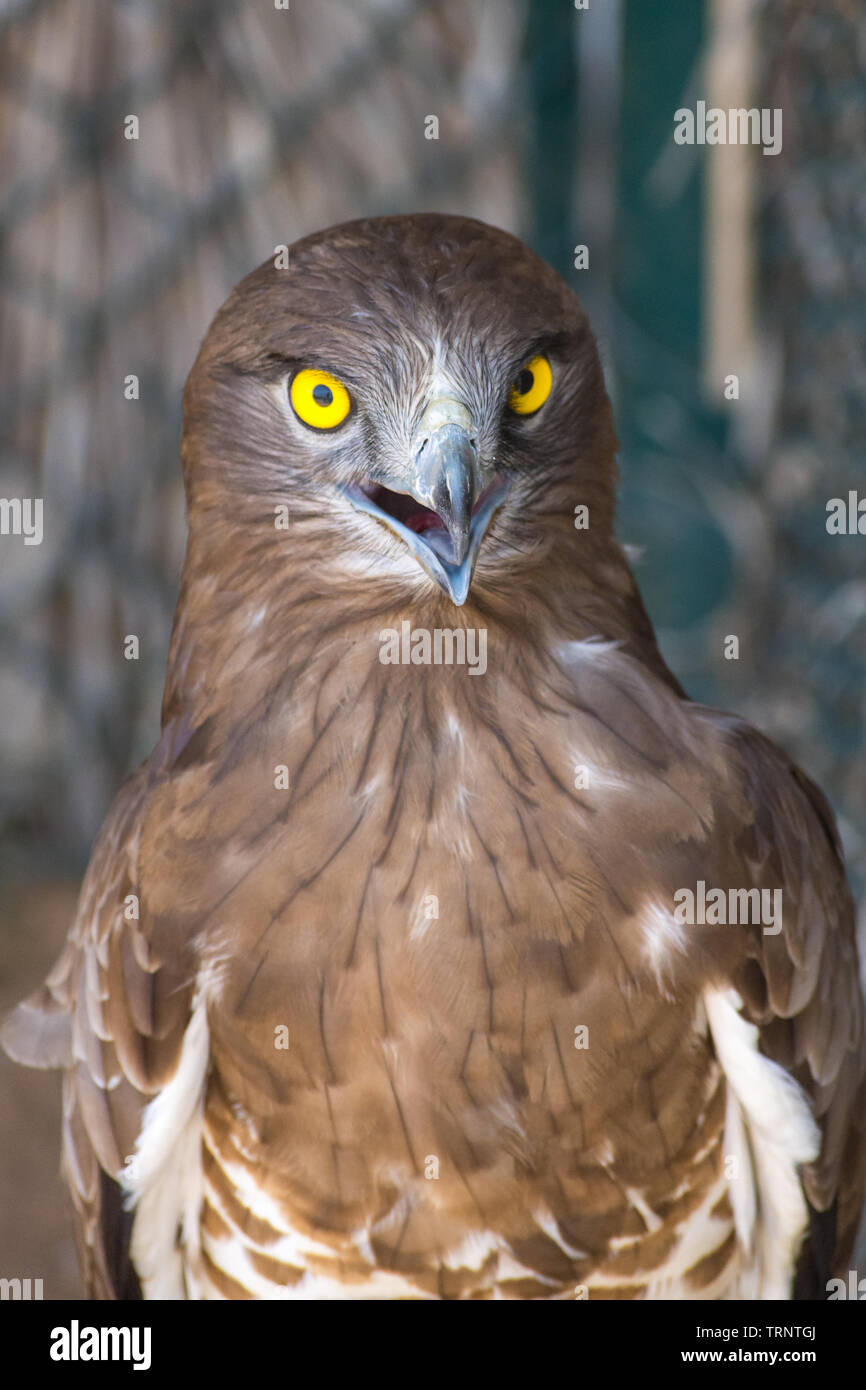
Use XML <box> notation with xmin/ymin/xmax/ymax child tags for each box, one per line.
<box><xmin>4</xmin><ymin>213</ymin><xmax>865</xmax><ymax>1300</ymax></box>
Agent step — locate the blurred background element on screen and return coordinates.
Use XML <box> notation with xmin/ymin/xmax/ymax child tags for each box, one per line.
<box><xmin>1</xmin><ymin>0</ymin><xmax>864</xmax><ymax>1298</ymax></box>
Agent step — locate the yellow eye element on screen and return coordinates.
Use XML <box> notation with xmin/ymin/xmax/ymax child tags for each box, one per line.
<box><xmin>508</xmin><ymin>354</ymin><xmax>553</xmax><ymax>415</ymax></box>
<box><xmin>290</xmin><ymin>368</ymin><xmax>352</xmax><ymax>429</ymax></box>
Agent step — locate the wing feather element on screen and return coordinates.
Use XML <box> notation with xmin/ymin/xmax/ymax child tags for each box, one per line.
<box><xmin>1</xmin><ymin>724</ymin><xmax>200</xmax><ymax>1298</ymax></box>
<box><xmin>720</xmin><ymin>716</ymin><xmax>866</xmax><ymax>1279</ymax></box>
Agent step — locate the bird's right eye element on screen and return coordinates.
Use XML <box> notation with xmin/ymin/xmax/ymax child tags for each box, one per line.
<box><xmin>290</xmin><ymin>369</ymin><xmax>352</xmax><ymax>429</ymax></box>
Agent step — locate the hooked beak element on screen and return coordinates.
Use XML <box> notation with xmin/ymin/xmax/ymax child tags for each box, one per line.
<box><xmin>340</xmin><ymin>398</ymin><xmax>510</xmax><ymax>605</ymax></box>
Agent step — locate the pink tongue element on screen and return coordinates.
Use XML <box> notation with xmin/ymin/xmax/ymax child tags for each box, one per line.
<box><xmin>406</xmin><ymin>510</ymin><xmax>444</xmax><ymax>534</ymax></box>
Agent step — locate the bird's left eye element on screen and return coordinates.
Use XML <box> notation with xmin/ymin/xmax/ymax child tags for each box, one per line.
<box><xmin>290</xmin><ymin>368</ymin><xmax>352</xmax><ymax>429</ymax></box>
<box><xmin>508</xmin><ymin>354</ymin><xmax>553</xmax><ymax>415</ymax></box>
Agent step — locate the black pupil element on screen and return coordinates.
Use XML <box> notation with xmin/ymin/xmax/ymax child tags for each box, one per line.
<box><xmin>312</xmin><ymin>383</ymin><xmax>333</xmax><ymax>407</ymax></box>
<box><xmin>515</xmin><ymin>368</ymin><xmax>534</xmax><ymax>395</ymax></box>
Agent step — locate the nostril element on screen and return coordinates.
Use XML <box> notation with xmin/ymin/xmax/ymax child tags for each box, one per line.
<box><xmin>416</xmin><ymin>436</ymin><xmax>429</xmax><ymax>456</ymax></box>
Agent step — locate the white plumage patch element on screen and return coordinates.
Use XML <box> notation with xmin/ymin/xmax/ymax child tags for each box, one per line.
<box><xmin>640</xmin><ymin>899</ymin><xmax>689</xmax><ymax>990</ymax></box>
<box><xmin>704</xmin><ymin>986</ymin><xmax>821</xmax><ymax>1298</ymax></box>
<box><xmin>122</xmin><ymin>986</ymin><xmax>211</xmax><ymax>1300</ymax></box>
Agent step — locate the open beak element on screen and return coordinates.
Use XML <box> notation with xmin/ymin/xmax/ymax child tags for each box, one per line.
<box><xmin>340</xmin><ymin>398</ymin><xmax>509</xmax><ymax>605</ymax></box>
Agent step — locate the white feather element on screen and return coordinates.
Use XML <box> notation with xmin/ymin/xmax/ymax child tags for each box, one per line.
<box><xmin>704</xmin><ymin>986</ymin><xmax>820</xmax><ymax>1298</ymax></box>
<box><xmin>123</xmin><ymin>989</ymin><xmax>210</xmax><ymax>1299</ymax></box>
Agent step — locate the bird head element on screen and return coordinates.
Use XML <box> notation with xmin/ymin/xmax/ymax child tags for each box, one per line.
<box><xmin>181</xmin><ymin>214</ymin><xmax>617</xmax><ymax>612</ymax></box>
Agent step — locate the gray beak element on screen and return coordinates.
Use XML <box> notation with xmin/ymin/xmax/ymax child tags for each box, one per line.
<box><xmin>410</xmin><ymin>421</ymin><xmax>481</xmax><ymax>568</ymax></box>
<box><xmin>339</xmin><ymin>396</ymin><xmax>510</xmax><ymax>606</ymax></box>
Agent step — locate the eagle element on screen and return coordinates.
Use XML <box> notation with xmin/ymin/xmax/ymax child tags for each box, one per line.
<box><xmin>4</xmin><ymin>213</ymin><xmax>865</xmax><ymax>1301</ymax></box>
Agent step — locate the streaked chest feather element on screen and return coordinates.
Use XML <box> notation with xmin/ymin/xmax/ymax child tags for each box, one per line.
<box><xmin>123</xmin><ymin>983</ymin><xmax>817</xmax><ymax>1299</ymax></box>
<box><xmin>122</xmin><ymin>651</ymin><xmax>815</xmax><ymax>1297</ymax></box>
